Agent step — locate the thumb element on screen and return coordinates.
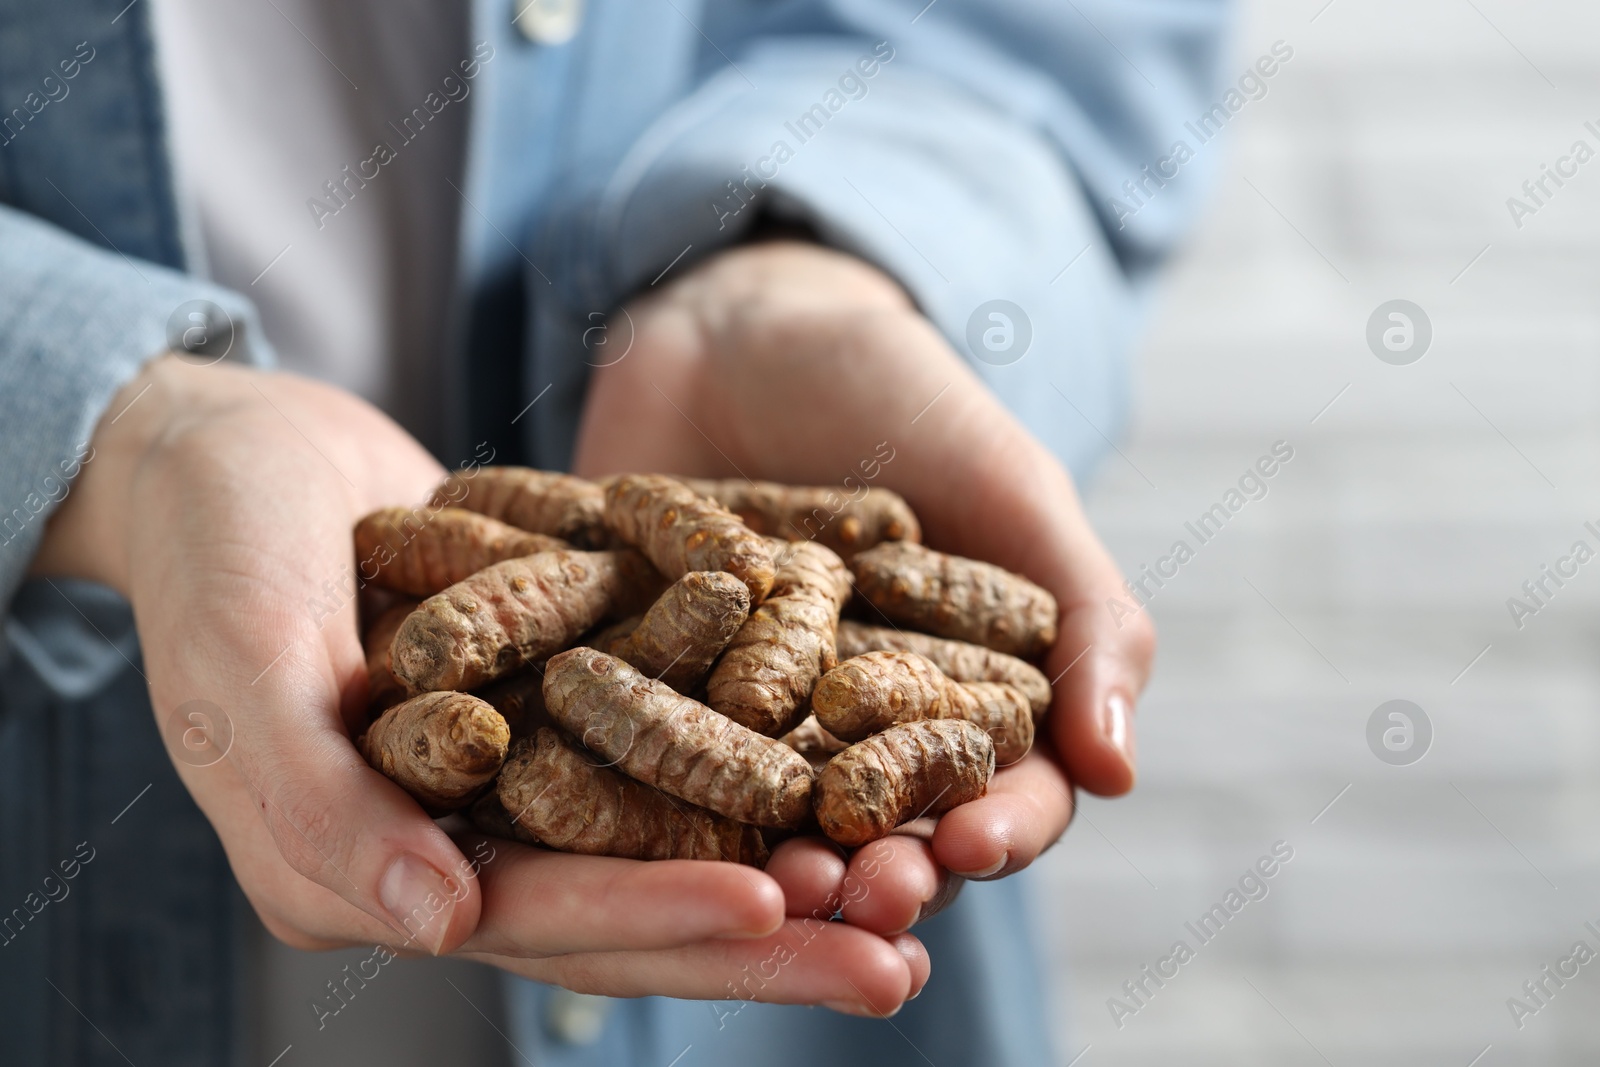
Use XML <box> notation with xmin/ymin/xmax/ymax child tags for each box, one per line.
<box><xmin>1043</xmin><ymin>584</ymin><xmax>1153</xmax><ymax>796</ymax></box>
<box><xmin>971</xmin><ymin>453</ymin><xmax>1153</xmax><ymax>796</ymax></box>
<box><xmin>154</xmin><ymin>607</ymin><xmax>483</xmax><ymax>954</ymax></box>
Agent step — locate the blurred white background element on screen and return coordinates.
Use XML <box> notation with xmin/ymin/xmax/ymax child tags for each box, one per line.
<box><xmin>1033</xmin><ymin>0</ymin><xmax>1600</xmax><ymax>1063</ymax></box>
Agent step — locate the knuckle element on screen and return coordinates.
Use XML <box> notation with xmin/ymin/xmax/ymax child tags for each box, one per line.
<box><xmin>263</xmin><ymin>784</ymin><xmax>348</xmax><ymax>883</ymax></box>
<box><xmin>1120</xmin><ymin>611</ymin><xmax>1157</xmax><ymax>668</ymax></box>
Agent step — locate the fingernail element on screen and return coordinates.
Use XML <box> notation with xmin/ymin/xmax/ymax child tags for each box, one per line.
<box><xmin>379</xmin><ymin>853</ymin><xmax>457</xmax><ymax>955</ymax></box>
<box><xmin>717</xmin><ymin>914</ymin><xmax>785</xmax><ymax>940</ymax></box>
<box><xmin>822</xmin><ymin>999</ymin><xmax>901</xmax><ymax>1018</ymax></box>
<box><xmin>1102</xmin><ymin>692</ymin><xmax>1135</xmax><ymax>767</ymax></box>
<box><xmin>952</xmin><ymin>853</ymin><xmax>1007</xmax><ymax>880</ymax></box>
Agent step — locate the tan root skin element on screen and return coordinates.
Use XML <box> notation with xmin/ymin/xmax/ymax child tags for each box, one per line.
<box><xmin>813</xmin><ymin>718</ymin><xmax>994</xmax><ymax>847</ymax></box>
<box><xmin>952</xmin><ymin>682</ymin><xmax>1035</xmax><ymax>767</ymax></box>
<box><xmin>389</xmin><ymin>549</ymin><xmax>661</xmax><ymax>693</ymax></box>
<box><xmin>780</xmin><ymin>714</ymin><xmax>849</xmax><ymax>771</ymax></box>
<box><xmin>608</xmin><ymin>571</ymin><xmax>750</xmax><ymax>693</ymax></box>
<box><xmin>705</xmin><ymin>539</ymin><xmax>852</xmax><ymax>737</ymax></box>
<box><xmin>850</xmin><ymin>542</ymin><xmax>1059</xmax><ymax>658</ymax></box>
<box><xmin>431</xmin><ymin>466</ymin><xmax>609</xmax><ymax>548</ymax></box>
<box><xmin>473</xmin><ymin>669</ymin><xmax>553</xmax><ymax>738</ymax></box>
<box><xmin>498</xmin><ymin>729</ymin><xmax>768</xmax><ymax>865</ymax></box>
<box><xmin>678</xmin><ymin>477</ymin><xmax>920</xmax><ymax>559</ymax></box>
<box><xmin>603</xmin><ymin>474</ymin><xmax>776</xmax><ymax>602</ymax></box>
<box><xmin>542</xmin><ymin>648</ymin><xmax>814</xmax><ymax>828</ymax></box>
<box><xmin>363</xmin><ymin>598</ymin><xmax>418</xmax><ymax>717</ymax></box>
<box><xmin>354</xmin><ymin>506</ymin><xmax>569</xmax><ymax>598</ymax></box>
<box><xmin>812</xmin><ymin>650</ymin><xmax>1034</xmax><ymax>764</ymax></box>
<box><xmin>468</xmin><ymin>789</ymin><xmax>538</xmax><ymax>844</ymax></box>
<box><xmin>836</xmin><ymin>620</ymin><xmax>1052</xmax><ymax>717</ymax></box>
<box><xmin>360</xmin><ymin>692</ymin><xmax>510</xmax><ymax>815</ymax></box>
<box><xmin>590</xmin><ymin>615</ymin><xmax>640</xmax><ymax>656</ymax></box>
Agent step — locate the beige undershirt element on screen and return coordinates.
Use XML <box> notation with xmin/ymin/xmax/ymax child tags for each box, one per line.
<box><xmin>149</xmin><ymin>6</ymin><xmax>510</xmax><ymax>1063</ymax></box>
<box><xmin>151</xmin><ymin>0</ymin><xmax>471</xmax><ymax>453</ymax></box>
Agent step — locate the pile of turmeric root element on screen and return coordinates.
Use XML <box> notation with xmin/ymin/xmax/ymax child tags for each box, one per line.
<box><xmin>356</xmin><ymin>469</ymin><xmax>1058</xmax><ymax>869</ymax></box>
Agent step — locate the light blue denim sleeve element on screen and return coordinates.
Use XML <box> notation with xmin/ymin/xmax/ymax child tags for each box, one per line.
<box><xmin>0</xmin><ymin>205</ymin><xmax>271</xmax><ymax>619</ymax></box>
<box><xmin>530</xmin><ymin>1</ymin><xmax>1229</xmax><ymax>480</ymax></box>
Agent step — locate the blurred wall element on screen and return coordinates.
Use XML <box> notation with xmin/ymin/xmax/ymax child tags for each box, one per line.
<box><xmin>1035</xmin><ymin>0</ymin><xmax>1600</xmax><ymax>1063</ymax></box>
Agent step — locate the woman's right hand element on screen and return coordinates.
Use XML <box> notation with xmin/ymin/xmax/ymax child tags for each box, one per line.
<box><xmin>32</xmin><ymin>355</ymin><xmax>923</xmax><ymax>1015</ymax></box>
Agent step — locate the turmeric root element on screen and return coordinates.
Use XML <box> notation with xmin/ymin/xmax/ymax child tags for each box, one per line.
<box><xmin>360</xmin><ymin>692</ymin><xmax>511</xmax><ymax>815</ymax></box>
<box><xmin>813</xmin><ymin>719</ymin><xmax>994</xmax><ymax>847</ymax></box>
<box><xmin>431</xmin><ymin>466</ymin><xmax>609</xmax><ymax>548</ymax></box>
<box><xmin>498</xmin><ymin>729</ymin><xmax>768</xmax><ymax>865</ymax></box>
<box><xmin>588</xmin><ymin>615</ymin><xmax>639</xmax><ymax>653</ymax></box>
<box><xmin>812</xmin><ymin>650</ymin><xmax>955</xmax><ymax>739</ymax></box>
<box><xmin>604</xmin><ymin>474</ymin><xmax>776</xmax><ymax>602</ymax></box>
<box><xmin>604</xmin><ymin>571</ymin><xmax>750</xmax><ymax>693</ymax></box>
<box><xmin>705</xmin><ymin>539</ymin><xmax>852</xmax><ymax>736</ymax></box>
<box><xmin>678</xmin><ymin>477</ymin><xmax>920</xmax><ymax>559</ymax></box>
<box><xmin>542</xmin><ymin>648</ymin><xmax>814</xmax><ymax>828</ymax></box>
<box><xmin>390</xmin><ymin>549</ymin><xmax>662</xmax><ymax>693</ymax></box>
<box><xmin>850</xmin><ymin>542</ymin><xmax>1059</xmax><ymax>658</ymax></box>
<box><xmin>354</xmin><ymin>506</ymin><xmax>569</xmax><ymax>598</ymax></box>
<box><xmin>780</xmin><ymin>715</ymin><xmax>849</xmax><ymax>771</ymax></box>
<box><xmin>835</xmin><ymin>620</ymin><xmax>1051</xmax><ymax>717</ymax></box>
<box><xmin>953</xmin><ymin>682</ymin><xmax>1034</xmax><ymax>766</ymax></box>
<box><xmin>812</xmin><ymin>651</ymin><xmax>1034</xmax><ymax>764</ymax></box>
<box><xmin>467</xmin><ymin>790</ymin><xmax>538</xmax><ymax>844</ymax></box>
<box><xmin>364</xmin><ymin>598</ymin><xmax>418</xmax><ymax>716</ymax></box>
<box><xmin>474</xmin><ymin>669</ymin><xmax>553</xmax><ymax>738</ymax></box>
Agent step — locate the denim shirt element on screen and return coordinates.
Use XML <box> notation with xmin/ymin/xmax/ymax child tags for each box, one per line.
<box><xmin>0</xmin><ymin>1</ymin><xmax>1227</xmax><ymax>1062</ymax></box>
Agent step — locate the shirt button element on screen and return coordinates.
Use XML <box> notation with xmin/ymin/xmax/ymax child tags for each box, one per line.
<box><xmin>516</xmin><ymin>0</ymin><xmax>584</xmax><ymax>45</ymax></box>
<box><xmin>543</xmin><ymin>988</ymin><xmax>610</xmax><ymax>1045</ymax></box>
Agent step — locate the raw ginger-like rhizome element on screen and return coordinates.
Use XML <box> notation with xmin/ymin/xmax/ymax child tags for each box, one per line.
<box><xmin>355</xmin><ymin>467</ymin><xmax>1058</xmax><ymax>862</ymax></box>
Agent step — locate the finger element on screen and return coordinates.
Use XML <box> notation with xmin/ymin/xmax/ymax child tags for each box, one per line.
<box><xmin>933</xmin><ymin>464</ymin><xmax>1151</xmax><ymax>795</ymax></box>
<box><xmin>574</xmin><ymin>298</ymin><xmax>722</xmax><ymax>477</ymax></box>
<box><xmin>180</xmin><ymin>708</ymin><xmax>482</xmax><ymax>954</ymax></box>
<box><xmin>455</xmin><ymin>836</ymin><xmax>785</xmax><ymax>956</ymax></box>
<box><xmin>888</xmin><ymin>931</ymin><xmax>933</xmax><ymax>1000</ymax></box>
<box><xmin>141</xmin><ymin>543</ymin><xmax>483</xmax><ymax>955</ymax></box>
<box><xmin>824</xmin><ymin>353</ymin><xmax>1153</xmax><ymax>797</ymax></box>
<box><xmin>932</xmin><ymin>751</ymin><xmax>1073</xmax><ymax>880</ymax></box>
<box><xmin>801</xmin><ymin>368</ymin><xmax>1152</xmax><ymax>793</ymax></box>
<box><xmin>764</xmin><ymin>835</ymin><xmax>850</xmax><ymax>918</ymax></box>
<box><xmin>466</xmin><ymin>920</ymin><xmax>919</xmax><ymax>1016</ymax></box>
<box><xmin>839</xmin><ymin>835</ymin><xmax>946</xmax><ymax>936</ymax></box>
<box><xmin>943</xmin><ymin>464</ymin><xmax>1151</xmax><ymax>796</ymax></box>
<box><xmin>1045</xmin><ymin>594</ymin><xmax>1153</xmax><ymax>796</ymax></box>
<box><xmin>123</xmin><ymin>373</ymin><xmax>480</xmax><ymax>955</ymax></box>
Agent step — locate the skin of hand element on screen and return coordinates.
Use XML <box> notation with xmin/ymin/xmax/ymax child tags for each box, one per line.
<box><xmin>31</xmin><ymin>355</ymin><xmax>924</xmax><ymax>1015</ymax></box>
<box><xmin>575</xmin><ymin>240</ymin><xmax>1156</xmax><ymax>935</ymax></box>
